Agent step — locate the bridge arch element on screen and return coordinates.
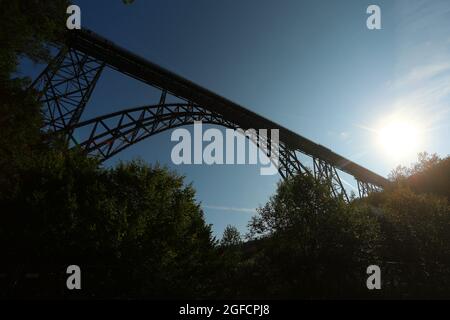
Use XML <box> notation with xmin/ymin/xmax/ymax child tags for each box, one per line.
<box><xmin>68</xmin><ymin>102</ymin><xmax>309</xmax><ymax>183</ymax></box>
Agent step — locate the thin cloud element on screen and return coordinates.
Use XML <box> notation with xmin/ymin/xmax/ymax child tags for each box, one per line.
<box><xmin>390</xmin><ymin>0</ymin><xmax>450</xmax><ymax>119</ymax></box>
<box><xmin>393</xmin><ymin>63</ymin><xmax>450</xmax><ymax>88</ymax></box>
<box><xmin>203</xmin><ymin>205</ymin><xmax>256</xmax><ymax>214</ymax></box>
<box><xmin>354</xmin><ymin>124</ymin><xmax>377</xmax><ymax>133</ymax></box>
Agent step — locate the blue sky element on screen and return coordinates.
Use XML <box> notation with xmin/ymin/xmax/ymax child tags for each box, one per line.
<box><xmin>21</xmin><ymin>0</ymin><xmax>450</xmax><ymax>238</ymax></box>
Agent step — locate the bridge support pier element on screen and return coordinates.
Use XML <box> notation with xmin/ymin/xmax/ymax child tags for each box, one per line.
<box><xmin>32</xmin><ymin>47</ymin><xmax>105</xmax><ymax>135</ymax></box>
<box><xmin>313</xmin><ymin>158</ymin><xmax>349</xmax><ymax>201</ymax></box>
<box><xmin>357</xmin><ymin>180</ymin><xmax>380</xmax><ymax>198</ymax></box>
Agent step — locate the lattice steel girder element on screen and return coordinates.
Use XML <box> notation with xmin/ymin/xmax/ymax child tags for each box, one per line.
<box><xmin>277</xmin><ymin>146</ymin><xmax>310</xmax><ymax>180</ymax></box>
<box><xmin>31</xmin><ymin>47</ymin><xmax>105</xmax><ymax>133</ymax></box>
<box><xmin>357</xmin><ymin>180</ymin><xmax>380</xmax><ymax>198</ymax></box>
<box><xmin>313</xmin><ymin>158</ymin><xmax>349</xmax><ymax>202</ymax></box>
<box><xmin>68</xmin><ymin>103</ymin><xmax>238</xmax><ymax>161</ymax></box>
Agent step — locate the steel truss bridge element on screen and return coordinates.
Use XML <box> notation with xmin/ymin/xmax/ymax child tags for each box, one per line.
<box><xmin>31</xmin><ymin>29</ymin><xmax>389</xmax><ymax>200</ymax></box>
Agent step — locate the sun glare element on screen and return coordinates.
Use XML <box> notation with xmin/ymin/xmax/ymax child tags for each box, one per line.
<box><xmin>377</xmin><ymin>117</ymin><xmax>423</xmax><ymax>161</ymax></box>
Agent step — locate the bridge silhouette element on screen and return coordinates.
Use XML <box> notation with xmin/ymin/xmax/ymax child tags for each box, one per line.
<box><xmin>32</xmin><ymin>29</ymin><xmax>389</xmax><ymax>200</ymax></box>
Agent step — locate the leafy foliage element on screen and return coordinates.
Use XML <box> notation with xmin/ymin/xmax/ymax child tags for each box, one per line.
<box><xmin>220</xmin><ymin>225</ymin><xmax>242</xmax><ymax>247</ymax></box>
<box><xmin>390</xmin><ymin>152</ymin><xmax>450</xmax><ymax>201</ymax></box>
<box><xmin>0</xmin><ymin>151</ymin><xmax>217</xmax><ymax>298</ymax></box>
<box><xmin>0</xmin><ymin>0</ymin><xmax>69</xmax><ymax>81</ymax></box>
<box><xmin>232</xmin><ymin>155</ymin><xmax>450</xmax><ymax>299</ymax></box>
<box><xmin>238</xmin><ymin>174</ymin><xmax>380</xmax><ymax>298</ymax></box>
<box><xmin>369</xmin><ymin>154</ymin><xmax>450</xmax><ymax>298</ymax></box>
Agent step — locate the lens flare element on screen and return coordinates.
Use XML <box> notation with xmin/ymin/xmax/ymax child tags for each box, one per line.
<box><xmin>377</xmin><ymin>117</ymin><xmax>423</xmax><ymax>161</ymax></box>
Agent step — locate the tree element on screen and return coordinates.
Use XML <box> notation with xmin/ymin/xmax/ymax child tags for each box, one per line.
<box><xmin>0</xmin><ymin>0</ymin><xmax>69</xmax><ymax>196</ymax></box>
<box><xmin>220</xmin><ymin>225</ymin><xmax>242</xmax><ymax>247</ymax></box>
<box><xmin>388</xmin><ymin>153</ymin><xmax>450</xmax><ymax>201</ymax></box>
<box><xmin>243</xmin><ymin>159</ymin><xmax>450</xmax><ymax>299</ymax></box>
<box><xmin>365</xmin><ymin>183</ymin><xmax>450</xmax><ymax>298</ymax></box>
<box><xmin>245</xmin><ymin>173</ymin><xmax>379</xmax><ymax>299</ymax></box>
<box><xmin>0</xmin><ymin>154</ymin><xmax>217</xmax><ymax>298</ymax></box>
<box><xmin>0</xmin><ymin>0</ymin><xmax>69</xmax><ymax>81</ymax></box>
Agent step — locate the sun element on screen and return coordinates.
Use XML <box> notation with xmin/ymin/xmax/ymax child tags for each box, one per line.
<box><xmin>377</xmin><ymin>117</ymin><xmax>423</xmax><ymax>161</ymax></box>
